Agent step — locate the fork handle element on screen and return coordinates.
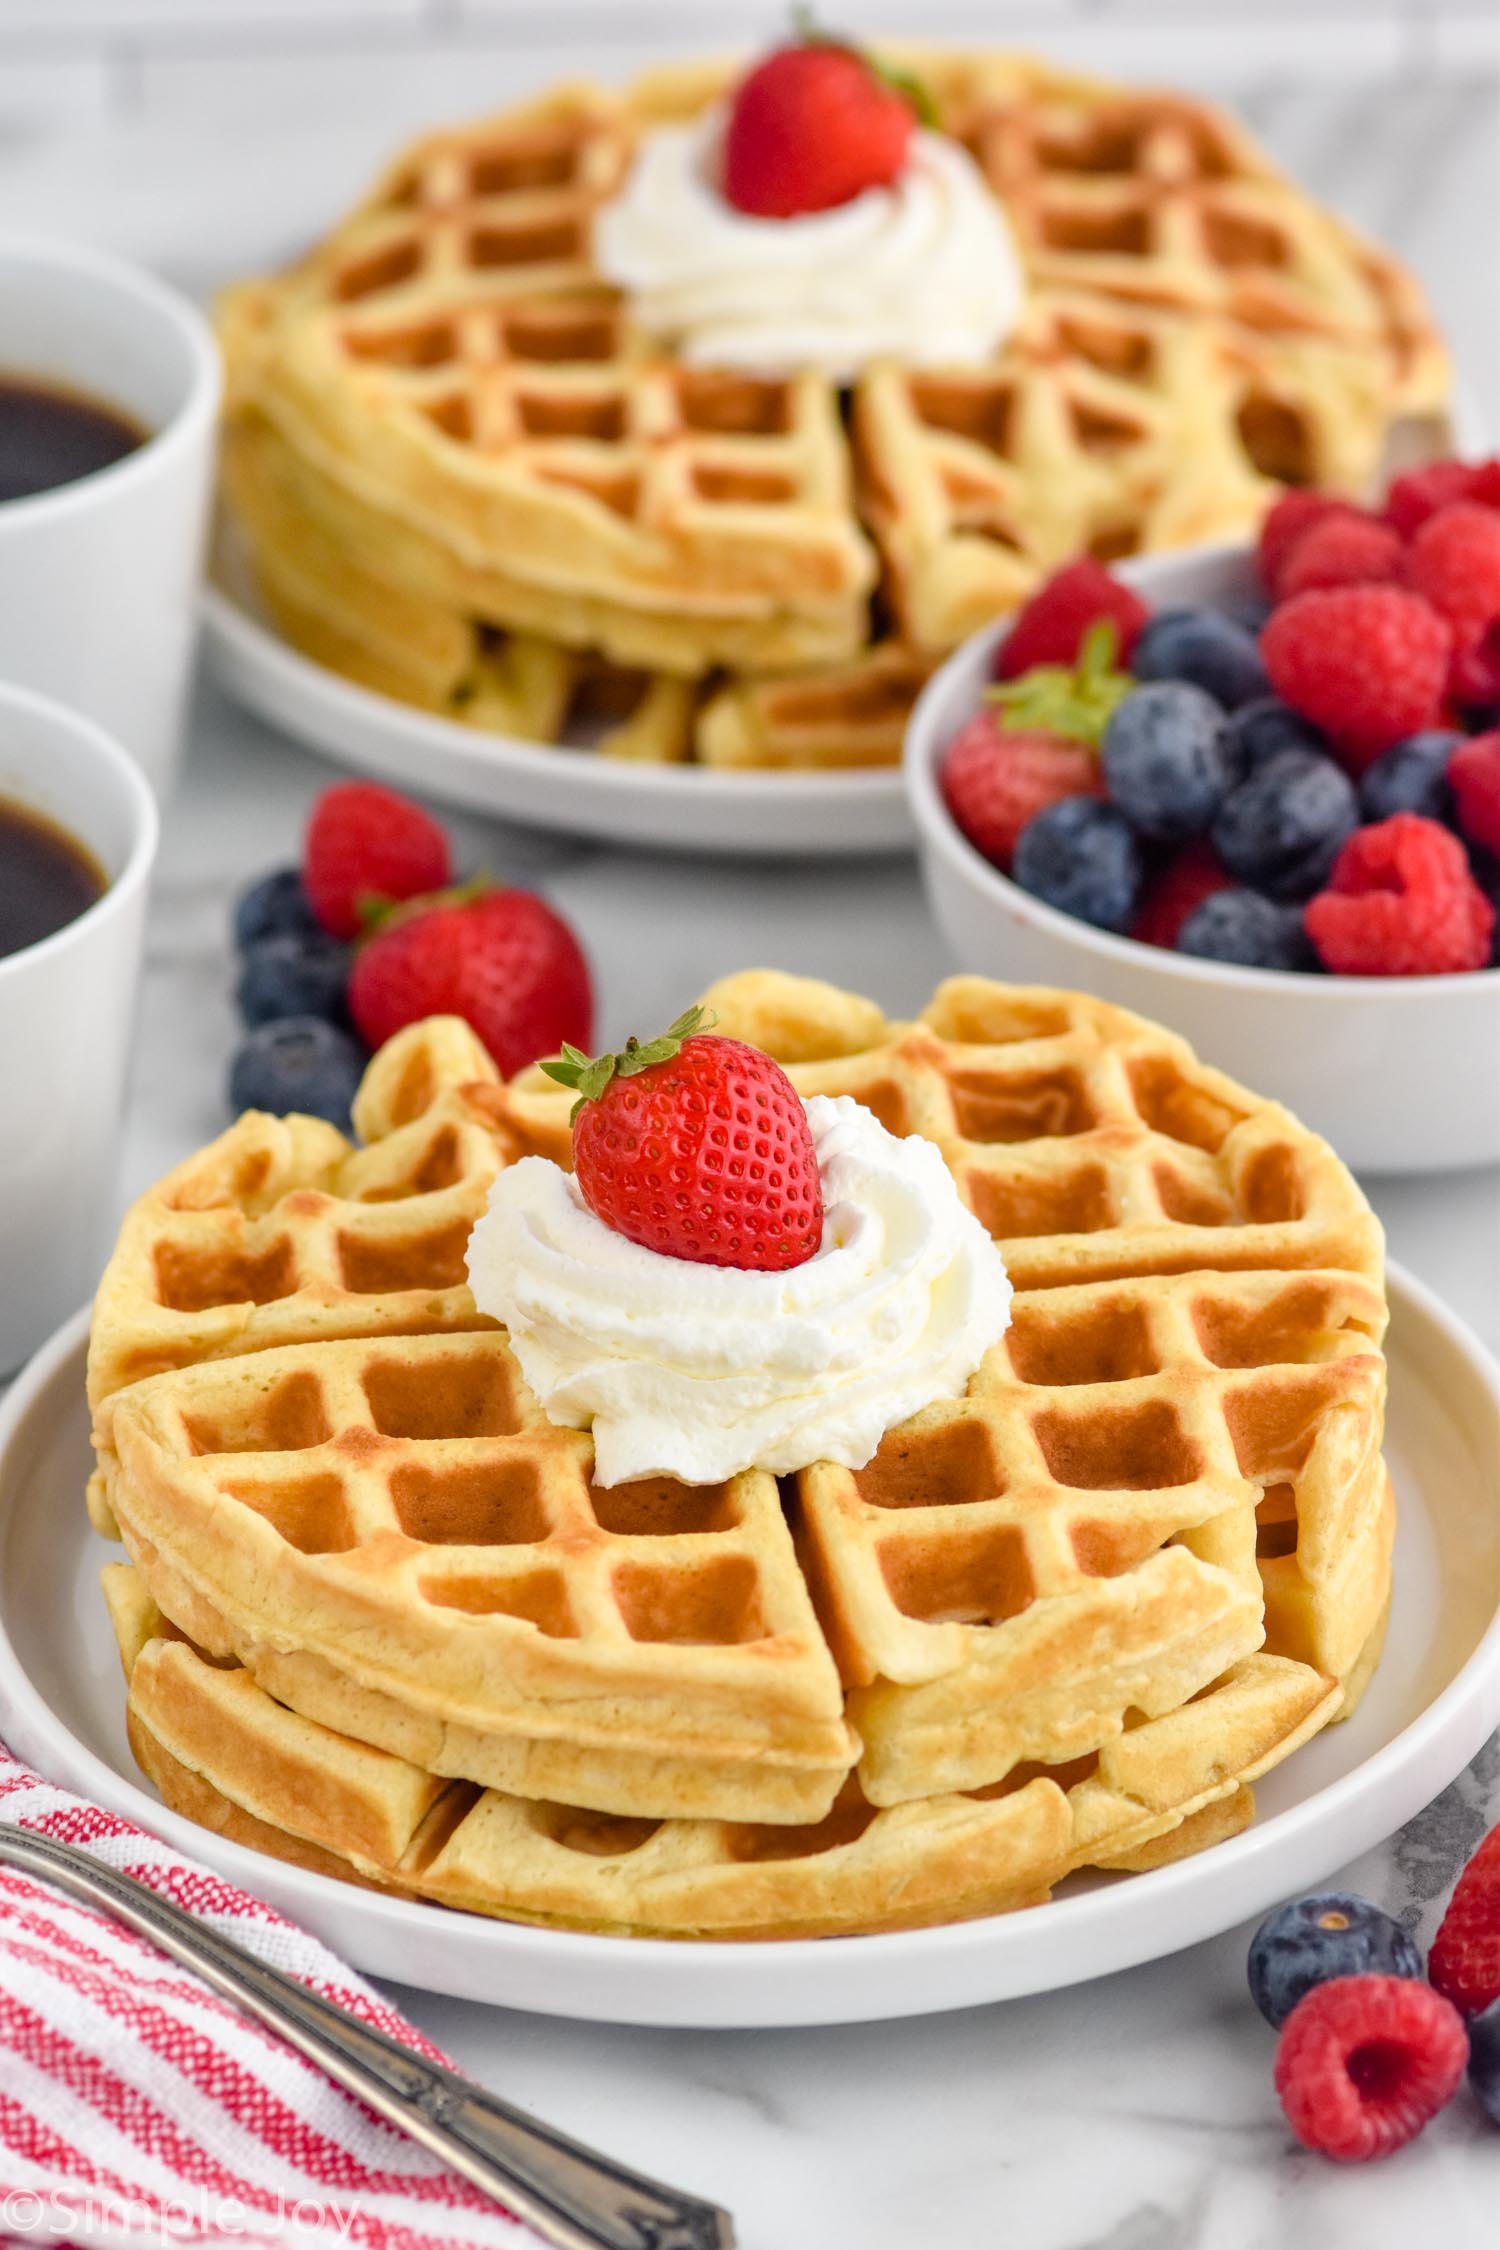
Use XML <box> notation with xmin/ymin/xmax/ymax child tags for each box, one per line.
<box><xmin>0</xmin><ymin>1826</ymin><xmax>734</xmax><ymax>2250</ymax></box>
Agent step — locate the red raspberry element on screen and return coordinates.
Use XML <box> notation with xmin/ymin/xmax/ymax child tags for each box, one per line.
<box><xmin>1256</xmin><ymin>489</ymin><xmax>1358</xmax><ymax>598</ymax></box>
<box><xmin>942</xmin><ymin>714</ymin><xmax>1103</xmax><ymax>873</ymax></box>
<box><xmin>1274</xmin><ymin>1975</ymin><xmax>1468</xmax><ymax>2162</ymax></box>
<box><xmin>1304</xmin><ymin>813</ymin><xmax>1494</xmax><ymax>975</ymax></box>
<box><xmin>1450</xmin><ymin>621</ymin><xmax>1500</xmax><ymax>716</ymax></box>
<box><xmin>1464</xmin><ymin>458</ymin><xmax>1500</xmax><ymax>512</ymax></box>
<box><xmin>993</xmin><ymin>559</ymin><xmax>1148</xmax><ymax>682</ymax></box>
<box><xmin>1430</xmin><ymin>1821</ymin><xmax>1500</xmax><ymax>2015</ymax></box>
<box><xmin>303</xmin><ymin>782</ymin><xmax>451</xmax><ymax>940</ymax></box>
<box><xmin>1261</xmin><ymin>586</ymin><xmax>1451</xmax><ymax>771</ymax></box>
<box><xmin>1277</xmin><ymin>512</ymin><xmax>1403</xmax><ymax>598</ymax></box>
<box><xmin>1449</xmin><ymin>730</ymin><xmax>1500</xmax><ymax>856</ymax></box>
<box><xmin>1384</xmin><ymin>458</ymin><xmax>1477</xmax><ymax>539</ymax></box>
<box><xmin>1131</xmin><ymin>841</ymin><xmax>1232</xmax><ymax>949</ymax></box>
<box><xmin>1405</xmin><ymin>502</ymin><xmax>1500</xmax><ymax>662</ymax></box>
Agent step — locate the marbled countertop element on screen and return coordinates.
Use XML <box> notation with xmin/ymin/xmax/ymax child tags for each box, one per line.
<box><xmin>17</xmin><ymin>54</ymin><xmax>1500</xmax><ymax>2250</ymax></box>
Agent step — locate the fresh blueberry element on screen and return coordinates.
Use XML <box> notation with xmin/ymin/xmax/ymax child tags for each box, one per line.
<box><xmin>1222</xmin><ymin>697</ymin><xmax>1332</xmax><ymax>784</ymax></box>
<box><xmin>228</xmin><ymin>1018</ymin><xmax>366</xmax><ymax>1131</ymax></box>
<box><xmin>1358</xmin><ymin>730</ymin><xmax>1462</xmax><ymax>825</ymax></box>
<box><xmin>1012</xmin><ymin>796</ymin><xmax>1143</xmax><ymax>933</ymax></box>
<box><xmin>1247</xmin><ymin>1892</ymin><xmax>1423</xmax><ymax>2030</ymax></box>
<box><xmin>1211</xmin><ymin>748</ymin><xmax>1359</xmax><ymax>902</ymax></box>
<box><xmin>1101</xmin><ymin>682</ymin><xmax>1232</xmax><ymax>842</ymax></box>
<box><xmin>1132</xmin><ymin>608</ymin><xmax>1270</xmax><ymax>710</ymax></box>
<box><xmin>1178</xmin><ymin>888</ymin><xmax>1316</xmax><ymax>972</ymax></box>
<box><xmin>1468</xmin><ymin>1997</ymin><xmax>1500</xmax><ymax>2123</ymax></box>
<box><xmin>232</xmin><ymin>867</ymin><xmax>321</xmax><ymax>952</ymax></box>
<box><xmin>236</xmin><ymin>932</ymin><xmax>351</xmax><ymax>1029</ymax></box>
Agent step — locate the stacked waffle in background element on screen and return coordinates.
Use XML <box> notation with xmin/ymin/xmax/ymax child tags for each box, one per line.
<box><xmin>217</xmin><ymin>47</ymin><xmax>1448</xmax><ymax>771</ymax></box>
<box><xmin>86</xmin><ymin>973</ymin><xmax>1393</xmax><ymax>1938</ymax></box>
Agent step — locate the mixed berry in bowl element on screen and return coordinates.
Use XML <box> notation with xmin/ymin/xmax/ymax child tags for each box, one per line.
<box><xmin>940</xmin><ymin>458</ymin><xmax>1500</xmax><ymax>978</ymax></box>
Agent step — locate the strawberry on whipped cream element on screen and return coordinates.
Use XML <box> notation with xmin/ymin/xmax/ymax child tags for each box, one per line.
<box><xmin>594</xmin><ymin>112</ymin><xmax>1024</xmax><ymax>378</ymax></box>
<box><xmin>466</xmin><ymin>1094</ymin><xmax>1013</xmax><ymax>1486</ymax></box>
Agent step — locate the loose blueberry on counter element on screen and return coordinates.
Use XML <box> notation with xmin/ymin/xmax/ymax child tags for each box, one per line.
<box><xmin>1132</xmin><ymin>608</ymin><xmax>1270</xmax><ymax>710</ymax></box>
<box><xmin>1177</xmin><ymin>888</ymin><xmax>1316</xmax><ymax>971</ymax></box>
<box><xmin>1211</xmin><ymin>747</ymin><xmax>1359</xmax><ymax>902</ymax></box>
<box><xmin>1222</xmin><ymin>696</ymin><xmax>1332</xmax><ymax>781</ymax></box>
<box><xmin>1468</xmin><ymin>1997</ymin><xmax>1500</xmax><ymax>2123</ymax></box>
<box><xmin>232</xmin><ymin>866</ymin><xmax>321</xmax><ymax>952</ymax></box>
<box><xmin>1358</xmin><ymin>730</ymin><xmax>1461</xmax><ymax>825</ymax></box>
<box><xmin>1248</xmin><ymin>1892</ymin><xmax>1423</xmax><ymax>2030</ymax></box>
<box><xmin>1101</xmin><ymin>682</ymin><xmax>1232</xmax><ymax>841</ymax></box>
<box><xmin>228</xmin><ymin>1017</ymin><xmax>367</xmax><ymax>1132</ymax></box>
<box><xmin>236</xmin><ymin>931</ymin><xmax>352</xmax><ymax>1029</ymax></box>
<box><xmin>1012</xmin><ymin>796</ymin><xmax>1143</xmax><ymax>933</ymax></box>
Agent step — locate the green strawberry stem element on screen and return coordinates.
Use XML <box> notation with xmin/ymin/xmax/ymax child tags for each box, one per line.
<box><xmin>541</xmin><ymin>1005</ymin><xmax>717</xmax><ymax>1119</ymax></box>
<box><xmin>356</xmin><ymin>874</ymin><xmax>493</xmax><ymax>939</ymax></box>
<box><xmin>983</xmin><ymin>618</ymin><xmax>1132</xmax><ymax>751</ymax></box>
<box><xmin>788</xmin><ymin>6</ymin><xmax>935</xmax><ymax>124</ymax></box>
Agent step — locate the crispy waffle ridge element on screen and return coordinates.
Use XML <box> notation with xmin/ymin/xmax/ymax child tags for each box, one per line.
<box><xmin>217</xmin><ymin>51</ymin><xmax>1448</xmax><ymax>741</ymax></box>
<box><xmin>107</xmin><ymin>1562</ymin><xmax>1346</xmax><ymax>1939</ymax></box>
<box><xmin>91</xmin><ymin>975</ymin><xmax>1390</xmax><ymax>1892</ymax></box>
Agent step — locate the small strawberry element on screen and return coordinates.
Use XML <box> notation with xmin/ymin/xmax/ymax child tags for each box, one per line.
<box><xmin>303</xmin><ymin>782</ymin><xmax>450</xmax><ymax>940</ymax></box>
<box><xmin>992</xmin><ymin>558</ymin><xmax>1149</xmax><ymax>682</ymax></box>
<box><xmin>543</xmin><ymin>1008</ymin><xmax>823</xmax><ymax>1271</ymax></box>
<box><xmin>942</xmin><ymin>718</ymin><xmax>1103</xmax><ymax>873</ymax></box>
<box><xmin>1430</xmin><ymin>1821</ymin><xmax>1500</xmax><ymax>2016</ymax></box>
<box><xmin>722</xmin><ymin>24</ymin><xmax>927</xmax><ymax>219</ymax></box>
<box><xmin>349</xmin><ymin>887</ymin><xmax>592</xmax><ymax>1077</ymax></box>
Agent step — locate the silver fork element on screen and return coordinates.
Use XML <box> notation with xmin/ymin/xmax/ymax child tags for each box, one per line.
<box><xmin>0</xmin><ymin>1825</ymin><xmax>736</xmax><ymax>2250</ymax></box>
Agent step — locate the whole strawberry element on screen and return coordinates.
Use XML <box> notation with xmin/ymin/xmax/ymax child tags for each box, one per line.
<box><xmin>304</xmin><ymin>781</ymin><xmax>450</xmax><ymax>940</ymax></box>
<box><xmin>722</xmin><ymin>29</ymin><xmax>924</xmax><ymax>218</ymax></box>
<box><xmin>349</xmin><ymin>887</ymin><xmax>592</xmax><ymax>1077</ymax></box>
<box><xmin>544</xmin><ymin>1008</ymin><xmax>823</xmax><ymax>1271</ymax></box>
<box><xmin>942</xmin><ymin>716</ymin><xmax>1102</xmax><ymax>874</ymax></box>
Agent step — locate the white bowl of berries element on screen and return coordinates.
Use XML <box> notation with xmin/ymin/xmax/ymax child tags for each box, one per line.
<box><xmin>905</xmin><ymin>465</ymin><xmax>1500</xmax><ymax>1175</ymax></box>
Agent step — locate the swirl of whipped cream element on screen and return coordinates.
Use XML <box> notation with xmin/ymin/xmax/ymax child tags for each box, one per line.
<box><xmin>465</xmin><ymin>1094</ymin><xmax>1012</xmax><ymax>1487</ymax></box>
<box><xmin>593</xmin><ymin>114</ymin><xmax>1024</xmax><ymax>377</ymax></box>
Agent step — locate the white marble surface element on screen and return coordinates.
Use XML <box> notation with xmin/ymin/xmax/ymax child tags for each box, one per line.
<box><xmin>12</xmin><ymin>48</ymin><xmax>1500</xmax><ymax>2250</ymax></box>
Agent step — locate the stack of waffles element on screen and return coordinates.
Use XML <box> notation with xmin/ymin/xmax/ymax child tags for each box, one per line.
<box><xmin>217</xmin><ymin>49</ymin><xmax>1448</xmax><ymax>770</ymax></box>
<box><xmin>86</xmin><ymin>973</ymin><xmax>1393</xmax><ymax>1939</ymax></box>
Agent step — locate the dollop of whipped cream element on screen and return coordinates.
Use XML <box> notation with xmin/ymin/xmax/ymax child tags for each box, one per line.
<box><xmin>594</xmin><ymin>113</ymin><xmax>1024</xmax><ymax>378</ymax></box>
<box><xmin>466</xmin><ymin>1095</ymin><xmax>1012</xmax><ymax>1487</ymax></box>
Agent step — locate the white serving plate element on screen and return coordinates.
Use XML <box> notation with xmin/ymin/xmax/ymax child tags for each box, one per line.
<box><xmin>2</xmin><ymin>1272</ymin><xmax>1497</xmax><ymax>2029</ymax></box>
<box><xmin>201</xmin><ymin>544</ymin><xmax>910</xmax><ymax>858</ymax></box>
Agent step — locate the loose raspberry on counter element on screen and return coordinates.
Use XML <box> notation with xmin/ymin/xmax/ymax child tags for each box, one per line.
<box><xmin>992</xmin><ymin>558</ymin><xmax>1149</xmax><ymax>681</ymax></box>
<box><xmin>1384</xmin><ymin>458</ymin><xmax>1478</xmax><ymax>538</ymax></box>
<box><xmin>1405</xmin><ymin>502</ymin><xmax>1500</xmax><ymax>658</ymax></box>
<box><xmin>1274</xmin><ymin>1975</ymin><xmax>1468</xmax><ymax>2162</ymax></box>
<box><xmin>1449</xmin><ymin>732</ymin><xmax>1500</xmax><ymax>856</ymax></box>
<box><xmin>1277</xmin><ymin>511</ymin><xmax>1403</xmax><ymax>598</ymax></box>
<box><xmin>1304</xmin><ymin>813</ymin><xmax>1495</xmax><ymax>975</ymax></box>
<box><xmin>1256</xmin><ymin>489</ymin><xmax>1359</xmax><ymax>598</ymax></box>
<box><xmin>1430</xmin><ymin>1821</ymin><xmax>1500</xmax><ymax>2017</ymax></box>
<box><xmin>1261</xmin><ymin>585</ymin><xmax>1451</xmax><ymax>770</ymax></box>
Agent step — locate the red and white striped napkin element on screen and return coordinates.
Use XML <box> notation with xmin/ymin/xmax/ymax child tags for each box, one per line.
<box><xmin>0</xmin><ymin>1745</ymin><xmax>546</xmax><ymax>2249</ymax></box>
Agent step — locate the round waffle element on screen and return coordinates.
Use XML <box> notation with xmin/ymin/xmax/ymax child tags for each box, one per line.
<box><xmin>90</xmin><ymin>974</ymin><xmax>1391</xmax><ymax>1915</ymax></box>
<box><xmin>216</xmin><ymin>50</ymin><xmax>1448</xmax><ymax>767</ymax></box>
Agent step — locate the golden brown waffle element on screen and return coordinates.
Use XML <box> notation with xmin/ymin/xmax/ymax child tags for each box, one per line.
<box><xmin>218</xmin><ymin>50</ymin><xmax>1447</xmax><ymax>706</ymax></box>
<box><xmin>91</xmin><ymin>973</ymin><xmax>1388</xmax><ymax>1842</ymax></box>
<box><xmin>107</xmin><ymin>1564</ymin><xmax>1344</xmax><ymax>1940</ymax></box>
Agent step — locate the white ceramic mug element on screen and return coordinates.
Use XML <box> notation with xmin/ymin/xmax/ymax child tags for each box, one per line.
<box><xmin>0</xmin><ymin>683</ymin><xmax>157</xmax><ymax>1375</ymax></box>
<box><xmin>0</xmin><ymin>234</ymin><xmax>220</xmax><ymax>798</ymax></box>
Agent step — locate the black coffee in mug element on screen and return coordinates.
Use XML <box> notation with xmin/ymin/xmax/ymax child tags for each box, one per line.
<box><xmin>0</xmin><ymin>372</ymin><xmax>148</xmax><ymax>504</ymax></box>
<box><xmin>0</xmin><ymin>796</ymin><xmax>106</xmax><ymax>956</ymax></box>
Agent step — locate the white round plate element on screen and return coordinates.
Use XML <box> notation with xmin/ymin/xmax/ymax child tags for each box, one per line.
<box><xmin>200</xmin><ymin>547</ymin><xmax>909</xmax><ymax>859</ymax></box>
<box><xmin>2</xmin><ymin>1267</ymin><xmax>1497</xmax><ymax>2029</ymax></box>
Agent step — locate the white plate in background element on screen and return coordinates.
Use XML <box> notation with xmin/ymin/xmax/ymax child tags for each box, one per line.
<box><xmin>0</xmin><ymin>1265</ymin><xmax>1496</xmax><ymax>2028</ymax></box>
